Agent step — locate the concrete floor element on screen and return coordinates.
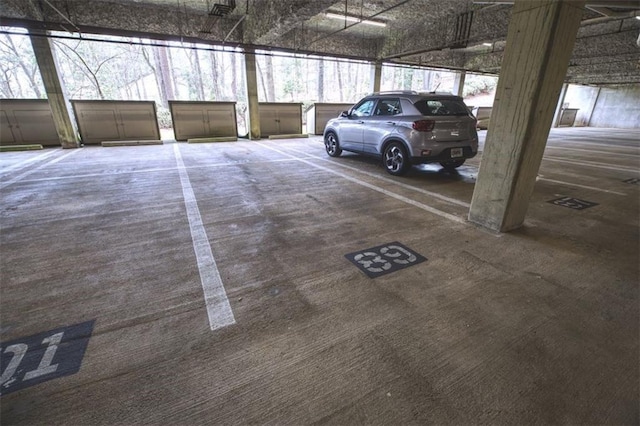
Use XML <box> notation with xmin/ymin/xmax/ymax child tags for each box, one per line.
<box><xmin>1</xmin><ymin>127</ymin><xmax>638</xmax><ymax>424</ymax></box>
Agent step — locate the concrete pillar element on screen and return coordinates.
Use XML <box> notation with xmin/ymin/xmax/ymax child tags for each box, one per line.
<box><xmin>468</xmin><ymin>0</ymin><xmax>586</xmax><ymax>232</ymax></box>
<box><xmin>453</xmin><ymin>71</ymin><xmax>466</xmax><ymax>97</ymax></box>
<box><xmin>244</xmin><ymin>48</ymin><xmax>261</xmax><ymax>140</ymax></box>
<box><xmin>586</xmin><ymin>87</ymin><xmax>601</xmax><ymax>127</ymax></box>
<box><xmin>552</xmin><ymin>83</ymin><xmax>569</xmax><ymax>127</ymax></box>
<box><xmin>371</xmin><ymin>61</ymin><xmax>382</xmax><ymax>93</ymax></box>
<box><xmin>29</xmin><ymin>30</ymin><xmax>79</xmax><ymax>149</ymax></box>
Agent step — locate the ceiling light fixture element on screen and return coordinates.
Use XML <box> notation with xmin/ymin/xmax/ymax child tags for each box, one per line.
<box><xmin>482</xmin><ymin>42</ymin><xmax>492</xmax><ymax>46</ymax></box>
<box><xmin>635</xmin><ymin>15</ymin><xmax>640</xmax><ymax>20</ymax></box>
<box><xmin>325</xmin><ymin>12</ymin><xmax>387</xmax><ymax>27</ymax></box>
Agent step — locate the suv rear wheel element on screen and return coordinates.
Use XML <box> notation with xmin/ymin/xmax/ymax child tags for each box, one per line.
<box><xmin>383</xmin><ymin>142</ymin><xmax>410</xmax><ymax>176</ymax></box>
<box><xmin>440</xmin><ymin>159</ymin><xmax>465</xmax><ymax>170</ymax></box>
<box><xmin>324</xmin><ymin>132</ymin><xmax>342</xmax><ymax>157</ymax></box>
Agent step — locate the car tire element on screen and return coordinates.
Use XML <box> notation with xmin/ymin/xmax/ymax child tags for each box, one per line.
<box><xmin>440</xmin><ymin>159</ymin><xmax>465</xmax><ymax>170</ymax></box>
<box><xmin>383</xmin><ymin>142</ymin><xmax>410</xmax><ymax>176</ymax></box>
<box><xmin>324</xmin><ymin>132</ymin><xmax>342</xmax><ymax>157</ymax></box>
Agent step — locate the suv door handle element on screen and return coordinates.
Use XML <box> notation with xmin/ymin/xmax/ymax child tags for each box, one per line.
<box><xmin>357</xmin><ymin>121</ymin><xmax>364</xmax><ymax>124</ymax></box>
<box><xmin>386</xmin><ymin>121</ymin><xmax>396</xmax><ymax>125</ymax></box>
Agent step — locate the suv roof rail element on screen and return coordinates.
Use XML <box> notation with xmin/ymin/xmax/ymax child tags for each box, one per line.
<box><xmin>418</xmin><ymin>91</ymin><xmax>456</xmax><ymax>96</ymax></box>
<box><xmin>369</xmin><ymin>90</ymin><xmax>419</xmax><ymax>96</ymax></box>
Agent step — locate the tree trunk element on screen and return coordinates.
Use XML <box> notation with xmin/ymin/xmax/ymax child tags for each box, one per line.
<box><xmin>159</xmin><ymin>46</ymin><xmax>174</xmax><ymax>101</ymax></box>
<box><xmin>264</xmin><ymin>55</ymin><xmax>275</xmax><ymax>102</ymax></box>
<box><xmin>256</xmin><ymin>59</ymin><xmax>268</xmax><ymax>101</ymax></box>
<box><xmin>403</xmin><ymin>68</ymin><xmax>414</xmax><ymax>90</ymax></box>
<box><xmin>352</xmin><ymin>62</ymin><xmax>361</xmax><ymax>99</ymax></box>
<box><xmin>423</xmin><ymin>70</ymin><xmax>432</xmax><ymax>91</ymax></box>
<box><xmin>237</xmin><ymin>53</ymin><xmax>248</xmax><ymax>103</ymax></box>
<box><xmin>152</xmin><ymin>46</ymin><xmax>173</xmax><ymax>107</ymax></box>
<box><xmin>1</xmin><ymin>69</ymin><xmax>16</xmax><ymax>97</ymax></box>
<box><xmin>317</xmin><ymin>58</ymin><xmax>324</xmax><ymax>102</ymax></box>
<box><xmin>336</xmin><ymin>61</ymin><xmax>344</xmax><ymax>101</ymax></box>
<box><xmin>192</xmin><ymin>49</ymin><xmax>205</xmax><ymax>101</ymax></box>
<box><xmin>166</xmin><ymin>48</ymin><xmax>180</xmax><ymax>99</ymax></box>
<box><xmin>3</xmin><ymin>35</ymin><xmax>42</xmax><ymax>98</ymax></box>
<box><xmin>230</xmin><ymin>53</ymin><xmax>238</xmax><ymax>100</ymax></box>
<box><xmin>209</xmin><ymin>51</ymin><xmax>223</xmax><ymax>100</ymax></box>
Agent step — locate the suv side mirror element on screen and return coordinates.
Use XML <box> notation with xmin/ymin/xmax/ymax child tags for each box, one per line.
<box><xmin>340</xmin><ymin>110</ymin><xmax>349</xmax><ymax>118</ymax></box>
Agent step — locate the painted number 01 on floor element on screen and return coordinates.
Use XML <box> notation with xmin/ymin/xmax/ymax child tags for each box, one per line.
<box><xmin>345</xmin><ymin>242</ymin><xmax>426</xmax><ymax>278</ymax></box>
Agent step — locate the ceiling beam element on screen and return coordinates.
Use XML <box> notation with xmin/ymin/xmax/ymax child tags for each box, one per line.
<box><xmin>243</xmin><ymin>0</ymin><xmax>336</xmax><ymax>45</ymax></box>
<box><xmin>473</xmin><ymin>0</ymin><xmax>640</xmax><ymax>8</ymax></box>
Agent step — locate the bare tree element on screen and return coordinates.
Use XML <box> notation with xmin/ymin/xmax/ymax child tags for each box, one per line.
<box><xmin>52</xmin><ymin>39</ymin><xmax>124</xmax><ymax>99</ymax></box>
<box><xmin>336</xmin><ymin>61</ymin><xmax>344</xmax><ymax>101</ymax></box>
<box><xmin>151</xmin><ymin>46</ymin><xmax>174</xmax><ymax>107</ymax></box>
<box><xmin>1</xmin><ymin>68</ymin><xmax>18</xmax><ymax>97</ymax></box>
<box><xmin>230</xmin><ymin>52</ymin><xmax>238</xmax><ymax>100</ymax></box>
<box><xmin>188</xmin><ymin>47</ymin><xmax>205</xmax><ymax>101</ymax></box>
<box><xmin>209</xmin><ymin>51</ymin><xmax>223</xmax><ymax>100</ymax></box>
<box><xmin>256</xmin><ymin>59</ymin><xmax>268</xmax><ymax>101</ymax></box>
<box><xmin>264</xmin><ymin>54</ymin><xmax>275</xmax><ymax>102</ymax></box>
<box><xmin>317</xmin><ymin>58</ymin><xmax>325</xmax><ymax>102</ymax></box>
<box><xmin>167</xmin><ymin>48</ymin><xmax>181</xmax><ymax>99</ymax></box>
<box><xmin>0</xmin><ymin>34</ymin><xmax>42</xmax><ymax>98</ymax></box>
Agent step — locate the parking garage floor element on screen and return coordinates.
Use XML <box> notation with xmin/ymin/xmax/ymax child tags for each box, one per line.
<box><xmin>1</xmin><ymin>127</ymin><xmax>638</xmax><ymax>424</ymax></box>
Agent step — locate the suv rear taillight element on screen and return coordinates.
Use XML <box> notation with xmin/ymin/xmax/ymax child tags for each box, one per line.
<box><xmin>412</xmin><ymin>120</ymin><xmax>435</xmax><ymax>132</ymax></box>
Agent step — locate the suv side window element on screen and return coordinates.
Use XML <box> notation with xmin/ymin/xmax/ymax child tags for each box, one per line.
<box><xmin>351</xmin><ymin>99</ymin><xmax>375</xmax><ymax>117</ymax></box>
<box><xmin>374</xmin><ymin>99</ymin><xmax>402</xmax><ymax>116</ymax></box>
<box><xmin>414</xmin><ymin>99</ymin><xmax>469</xmax><ymax>116</ymax></box>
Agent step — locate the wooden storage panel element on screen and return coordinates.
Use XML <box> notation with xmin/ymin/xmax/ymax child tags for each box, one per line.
<box><xmin>72</xmin><ymin>100</ymin><xmax>160</xmax><ymax>144</ymax></box>
<box><xmin>0</xmin><ymin>99</ymin><xmax>60</xmax><ymax>146</ymax></box>
<box><xmin>473</xmin><ymin>106</ymin><xmax>493</xmax><ymax>130</ymax></box>
<box><xmin>306</xmin><ymin>103</ymin><xmax>354</xmax><ymax>135</ymax></box>
<box><xmin>259</xmin><ymin>103</ymin><xmax>302</xmax><ymax>137</ymax></box>
<box><xmin>558</xmin><ymin>108</ymin><xmax>579</xmax><ymax>127</ymax></box>
<box><xmin>169</xmin><ymin>101</ymin><xmax>237</xmax><ymax>141</ymax></box>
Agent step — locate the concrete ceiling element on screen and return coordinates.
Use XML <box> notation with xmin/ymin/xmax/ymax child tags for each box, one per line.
<box><xmin>1</xmin><ymin>0</ymin><xmax>639</xmax><ymax>85</ymax></box>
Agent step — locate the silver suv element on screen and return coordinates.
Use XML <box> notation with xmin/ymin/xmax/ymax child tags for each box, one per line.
<box><xmin>323</xmin><ymin>91</ymin><xmax>478</xmax><ymax>175</ymax></box>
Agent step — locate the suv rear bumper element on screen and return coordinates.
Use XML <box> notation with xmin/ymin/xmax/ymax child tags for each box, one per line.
<box><xmin>410</xmin><ymin>146</ymin><xmax>477</xmax><ymax>164</ymax></box>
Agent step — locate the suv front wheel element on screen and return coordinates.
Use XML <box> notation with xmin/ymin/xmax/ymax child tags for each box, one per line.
<box><xmin>383</xmin><ymin>142</ymin><xmax>410</xmax><ymax>176</ymax></box>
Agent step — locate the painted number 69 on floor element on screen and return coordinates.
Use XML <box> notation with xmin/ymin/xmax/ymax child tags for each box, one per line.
<box><xmin>345</xmin><ymin>242</ymin><xmax>426</xmax><ymax>278</ymax></box>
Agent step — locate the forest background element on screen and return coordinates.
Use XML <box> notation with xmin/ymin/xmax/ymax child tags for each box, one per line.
<box><xmin>0</xmin><ymin>29</ymin><xmax>498</xmax><ymax>136</ymax></box>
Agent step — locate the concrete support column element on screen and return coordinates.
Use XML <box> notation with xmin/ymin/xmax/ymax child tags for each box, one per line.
<box><xmin>244</xmin><ymin>48</ymin><xmax>261</xmax><ymax>140</ymax></box>
<box><xmin>29</xmin><ymin>30</ymin><xmax>79</xmax><ymax>149</ymax></box>
<box><xmin>468</xmin><ymin>0</ymin><xmax>586</xmax><ymax>232</ymax></box>
<box><xmin>371</xmin><ymin>61</ymin><xmax>382</xmax><ymax>93</ymax></box>
<box><xmin>453</xmin><ymin>71</ymin><xmax>466</xmax><ymax>97</ymax></box>
<box><xmin>586</xmin><ymin>87</ymin><xmax>601</xmax><ymax>127</ymax></box>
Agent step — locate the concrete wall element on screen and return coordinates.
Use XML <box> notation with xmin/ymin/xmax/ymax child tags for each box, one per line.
<box><xmin>563</xmin><ymin>84</ymin><xmax>599</xmax><ymax>127</ymax></box>
<box><xmin>589</xmin><ymin>84</ymin><xmax>640</xmax><ymax>129</ymax></box>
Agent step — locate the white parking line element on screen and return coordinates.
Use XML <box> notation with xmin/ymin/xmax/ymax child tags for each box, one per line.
<box><xmin>537</xmin><ymin>178</ymin><xmax>626</xmax><ymax>196</ymax></box>
<box><xmin>544</xmin><ymin>157</ymin><xmax>639</xmax><ymax>173</ymax></box>
<box><xmin>285</xmin><ymin>146</ymin><xmax>471</xmax><ymax>208</ymax></box>
<box><xmin>545</xmin><ymin>146</ymin><xmax>640</xmax><ymax>159</ymax></box>
<box><xmin>173</xmin><ymin>144</ymin><xmax>235</xmax><ymax>331</ymax></box>
<box><xmin>0</xmin><ymin>149</ymin><xmax>80</xmax><ymax>190</ymax></box>
<box><xmin>12</xmin><ymin>158</ymin><xmax>300</xmax><ymax>184</ymax></box>
<box><xmin>256</xmin><ymin>142</ymin><xmax>467</xmax><ymax>225</ymax></box>
<box><xmin>1</xmin><ymin>148</ymin><xmax>59</xmax><ymax>175</ymax></box>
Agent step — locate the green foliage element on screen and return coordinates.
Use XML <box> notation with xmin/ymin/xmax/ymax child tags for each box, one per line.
<box><xmin>156</xmin><ymin>106</ymin><xmax>172</xmax><ymax>129</ymax></box>
<box><xmin>463</xmin><ymin>75</ymin><xmax>498</xmax><ymax>97</ymax></box>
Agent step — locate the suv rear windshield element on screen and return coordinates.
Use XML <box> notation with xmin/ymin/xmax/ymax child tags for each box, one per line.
<box><xmin>414</xmin><ymin>99</ymin><xmax>470</xmax><ymax>116</ymax></box>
